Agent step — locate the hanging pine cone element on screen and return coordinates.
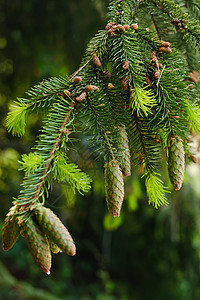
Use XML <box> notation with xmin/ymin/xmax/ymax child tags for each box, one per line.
<box><xmin>117</xmin><ymin>125</ymin><xmax>131</xmax><ymax>177</ymax></box>
<box><xmin>2</xmin><ymin>206</ymin><xmax>20</xmax><ymax>251</ymax></box>
<box><xmin>21</xmin><ymin>217</ymin><xmax>51</xmax><ymax>274</ymax></box>
<box><xmin>104</xmin><ymin>160</ymin><xmax>124</xmax><ymax>217</ymax></box>
<box><xmin>34</xmin><ymin>205</ymin><xmax>76</xmax><ymax>256</ymax></box>
<box><xmin>168</xmin><ymin>136</ymin><xmax>185</xmax><ymax>191</ymax></box>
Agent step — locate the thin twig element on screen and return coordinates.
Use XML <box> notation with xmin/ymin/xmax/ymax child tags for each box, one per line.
<box><xmin>151</xmin><ymin>13</ymin><xmax>162</xmax><ymax>40</ymax></box>
<box><xmin>71</xmin><ymin>58</ymin><xmax>92</xmax><ymax>79</ymax></box>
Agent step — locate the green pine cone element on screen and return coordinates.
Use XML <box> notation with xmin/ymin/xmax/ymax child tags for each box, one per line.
<box><xmin>34</xmin><ymin>205</ymin><xmax>76</xmax><ymax>256</ymax></box>
<box><xmin>117</xmin><ymin>125</ymin><xmax>131</xmax><ymax>177</ymax></box>
<box><xmin>168</xmin><ymin>136</ymin><xmax>185</xmax><ymax>191</ymax></box>
<box><xmin>2</xmin><ymin>206</ymin><xmax>20</xmax><ymax>251</ymax></box>
<box><xmin>104</xmin><ymin>160</ymin><xmax>124</xmax><ymax>217</ymax></box>
<box><xmin>21</xmin><ymin>217</ymin><xmax>51</xmax><ymax>274</ymax></box>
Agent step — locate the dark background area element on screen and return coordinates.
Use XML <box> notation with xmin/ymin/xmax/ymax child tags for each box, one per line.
<box><xmin>1</xmin><ymin>1</ymin><xmax>200</xmax><ymax>299</ymax></box>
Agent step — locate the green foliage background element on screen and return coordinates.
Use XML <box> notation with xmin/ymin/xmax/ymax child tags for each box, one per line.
<box><xmin>1</xmin><ymin>0</ymin><xmax>200</xmax><ymax>299</ymax></box>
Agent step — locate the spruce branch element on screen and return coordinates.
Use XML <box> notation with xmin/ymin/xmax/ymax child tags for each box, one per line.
<box><xmin>3</xmin><ymin>0</ymin><xmax>200</xmax><ymax>274</ymax></box>
<box><xmin>14</xmin><ymin>98</ymin><xmax>75</xmax><ymax>215</ymax></box>
<box><xmin>6</xmin><ymin>99</ymin><xmax>31</xmax><ymax>136</ymax></box>
<box><xmin>129</xmin><ymin>111</ymin><xmax>161</xmax><ymax>173</ymax></box>
<box><xmin>53</xmin><ymin>152</ymin><xmax>92</xmax><ymax>195</ymax></box>
<box><xmin>189</xmin><ymin>1</ymin><xmax>200</xmax><ymax>20</ymax></box>
<box><xmin>136</xmin><ymin>28</ymin><xmax>161</xmax><ymax>52</ymax></box>
<box><xmin>185</xmin><ymin>101</ymin><xmax>200</xmax><ymax>133</ymax></box>
<box><xmin>81</xmin><ymin>30</ymin><xmax>108</xmax><ymax>66</ymax></box>
<box><xmin>130</xmin><ymin>85</ymin><xmax>155</xmax><ymax>117</ymax></box>
<box><xmin>149</xmin><ymin>48</ymin><xmax>190</xmax><ymax>141</ymax></box>
<box><xmin>145</xmin><ymin>172</ymin><xmax>169</xmax><ymax>208</ymax></box>
<box><xmin>149</xmin><ymin>0</ymin><xmax>200</xmax><ymax>44</ymax></box>
<box><xmin>26</xmin><ymin>76</ymin><xmax>72</xmax><ymax>109</ymax></box>
<box><xmin>30</xmin><ymin>100</ymin><xmax>75</xmax><ymax>203</ymax></box>
<box><xmin>19</xmin><ymin>153</ymin><xmax>44</xmax><ymax>175</ymax></box>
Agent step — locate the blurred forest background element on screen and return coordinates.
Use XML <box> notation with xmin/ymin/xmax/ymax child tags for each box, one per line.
<box><xmin>1</xmin><ymin>0</ymin><xmax>200</xmax><ymax>299</ymax></box>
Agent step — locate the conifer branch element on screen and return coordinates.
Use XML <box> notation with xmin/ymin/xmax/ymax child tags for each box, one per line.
<box><xmin>31</xmin><ymin>102</ymin><xmax>75</xmax><ymax>203</ymax></box>
<box><xmin>185</xmin><ymin>101</ymin><xmax>200</xmax><ymax>133</ymax></box>
<box><xmin>149</xmin><ymin>0</ymin><xmax>200</xmax><ymax>43</ymax></box>
<box><xmin>6</xmin><ymin>99</ymin><xmax>31</xmax><ymax>136</ymax></box>
<box><xmin>53</xmin><ymin>153</ymin><xmax>92</xmax><ymax>194</ymax></box>
<box><xmin>3</xmin><ymin>0</ymin><xmax>200</xmax><ymax>273</ymax></box>
<box><xmin>129</xmin><ymin>111</ymin><xmax>160</xmax><ymax>173</ymax></box>
<box><xmin>26</xmin><ymin>76</ymin><xmax>72</xmax><ymax>111</ymax></box>
<box><xmin>14</xmin><ymin>99</ymin><xmax>76</xmax><ymax>216</ymax></box>
<box><xmin>145</xmin><ymin>172</ymin><xmax>169</xmax><ymax>208</ymax></box>
<box><xmin>19</xmin><ymin>153</ymin><xmax>44</xmax><ymax>175</ymax></box>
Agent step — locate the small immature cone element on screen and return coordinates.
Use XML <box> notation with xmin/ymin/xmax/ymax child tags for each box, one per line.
<box><xmin>118</xmin><ymin>24</ymin><xmax>126</xmax><ymax>32</ymax></box>
<box><xmin>117</xmin><ymin>125</ymin><xmax>131</xmax><ymax>177</ymax></box>
<box><xmin>123</xmin><ymin>61</ymin><xmax>129</xmax><ymax>70</ymax></box>
<box><xmin>161</xmin><ymin>41</ymin><xmax>171</xmax><ymax>47</ymax></box>
<box><xmin>86</xmin><ymin>85</ymin><xmax>100</xmax><ymax>92</ymax></box>
<box><xmin>76</xmin><ymin>92</ymin><xmax>87</xmax><ymax>102</ymax></box>
<box><xmin>21</xmin><ymin>217</ymin><xmax>51</xmax><ymax>274</ymax></box>
<box><xmin>34</xmin><ymin>205</ymin><xmax>76</xmax><ymax>256</ymax></box>
<box><xmin>168</xmin><ymin>136</ymin><xmax>185</xmax><ymax>191</ymax></box>
<box><xmin>73</xmin><ymin>76</ymin><xmax>82</xmax><ymax>83</ymax></box>
<box><xmin>105</xmin><ymin>22</ymin><xmax>115</xmax><ymax>30</ymax></box>
<box><xmin>64</xmin><ymin>90</ymin><xmax>71</xmax><ymax>97</ymax></box>
<box><xmin>2</xmin><ymin>206</ymin><xmax>20</xmax><ymax>251</ymax></box>
<box><xmin>92</xmin><ymin>53</ymin><xmax>101</xmax><ymax>67</ymax></box>
<box><xmin>108</xmin><ymin>83</ymin><xmax>114</xmax><ymax>89</ymax></box>
<box><xmin>124</xmin><ymin>24</ymin><xmax>130</xmax><ymax>30</ymax></box>
<box><xmin>154</xmin><ymin>70</ymin><xmax>160</xmax><ymax>79</ymax></box>
<box><xmin>131</xmin><ymin>24</ymin><xmax>138</xmax><ymax>30</ymax></box>
<box><xmin>159</xmin><ymin>47</ymin><xmax>172</xmax><ymax>53</ymax></box>
<box><xmin>106</xmin><ymin>71</ymin><xmax>111</xmax><ymax>78</ymax></box>
<box><xmin>104</xmin><ymin>160</ymin><xmax>124</xmax><ymax>217</ymax></box>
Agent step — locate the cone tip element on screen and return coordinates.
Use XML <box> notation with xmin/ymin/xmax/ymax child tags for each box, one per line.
<box><xmin>71</xmin><ymin>247</ymin><xmax>76</xmax><ymax>256</ymax></box>
<box><xmin>112</xmin><ymin>212</ymin><xmax>120</xmax><ymax>217</ymax></box>
<box><xmin>174</xmin><ymin>183</ymin><xmax>182</xmax><ymax>191</ymax></box>
<box><xmin>124</xmin><ymin>172</ymin><xmax>131</xmax><ymax>177</ymax></box>
<box><xmin>2</xmin><ymin>243</ymin><xmax>9</xmax><ymax>251</ymax></box>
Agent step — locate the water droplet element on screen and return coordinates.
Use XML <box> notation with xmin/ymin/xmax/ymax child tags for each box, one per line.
<box><xmin>46</xmin><ymin>270</ymin><xmax>50</xmax><ymax>275</ymax></box>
